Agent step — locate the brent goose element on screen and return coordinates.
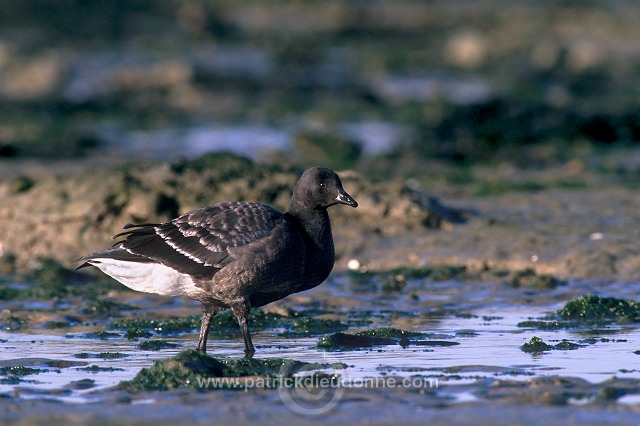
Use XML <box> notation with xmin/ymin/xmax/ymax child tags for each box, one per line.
<box><xmin>77</xmin><ymin>167</ymin><xmax>357</xmax><ymax>357</ymax></box>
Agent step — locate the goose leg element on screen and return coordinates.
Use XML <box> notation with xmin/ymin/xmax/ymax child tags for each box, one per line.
<box><xmin>197</xmin><ymin>305</ymin><xmax>219</xmax><ymax>353</ymax></box>
<box><xmin>232</xmin><ymin>303</ymin><xmax>255</xmax><ymax>358</ymax></box>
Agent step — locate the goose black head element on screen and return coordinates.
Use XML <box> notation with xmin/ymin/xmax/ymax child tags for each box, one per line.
<box><xmin>291</xmin><ymin>167</ymin><xmax>358</xmax><ymax>211</ymax></box>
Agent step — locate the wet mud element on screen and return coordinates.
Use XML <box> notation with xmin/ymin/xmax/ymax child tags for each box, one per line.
<box><xmin>1</xmin><ymin>257</ymin><xmax>640</xmax><ymax>425</ymax></box>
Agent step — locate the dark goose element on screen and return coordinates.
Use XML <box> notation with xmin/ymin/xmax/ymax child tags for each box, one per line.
<box><xmin>77</xmin><ymin>167</ymin><xmax>357</xmax><ymax>357</ymax></box>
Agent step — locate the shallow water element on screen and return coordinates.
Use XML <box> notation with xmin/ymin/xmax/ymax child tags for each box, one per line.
<box><xmin>2</xmin><ymin>272</ymin><xmax>639</xmax><ymax>407</ymax></box>
<box><xmin>97</xmin><ymin>120</ymin><xmax>408</xmax><ymax>163</ymax></box>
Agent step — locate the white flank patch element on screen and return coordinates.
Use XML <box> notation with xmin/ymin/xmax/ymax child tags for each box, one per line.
<box><xmin>89</xmin><ymin>259</ymin><xmax>206</xmax><ymax>299</ymax></box>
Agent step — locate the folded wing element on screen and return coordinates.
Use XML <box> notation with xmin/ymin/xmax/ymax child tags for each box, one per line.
<box><xmin>78</xmin><ymin>202</ymin><xmax>284</xmax><ymax>280</ymax></box>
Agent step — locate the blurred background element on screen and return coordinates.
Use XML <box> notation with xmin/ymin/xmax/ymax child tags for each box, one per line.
<box><xmin>1</xmin><ymin>0</ymin><xmax>640</xmax><ymax>180</ymax></box>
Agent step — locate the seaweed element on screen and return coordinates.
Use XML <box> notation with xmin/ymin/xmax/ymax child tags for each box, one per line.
<box><xmin>353</xmin><ymin>265</ymin><xmax>468</xmax><ymax>284</ymax></box>
<box><xmin>110</xmin><ymin>308</ymin><xmax>344</xmax><ymax>338</ymax></box>
<box><xmin>289</xmin><ymin>316</ymin><xmax>347</xmax><ymax>334</ymax></box>
<box><xmin>109</xmin><ymin>316</ymin><xmax>202</xmax><ymax>335</ymax></box>
<box><xmin>80</xmin><ymin>331</ymin><xmax>121</xmax><ymax>339</ymax></box>
<box><xmin>74</xmin><ymin>352</ymin><xmax>129</xmax><ymax>359</ymax></box>
<box><xmin>120</xmin><ymin>350</ymin><xmax>346</xmax><ymax>391</ymax></box>
<box><xmin>509</xmin><ymin>268</ymin><xmax>561</xmax><ymax>289</ymax></box>
<box><xmin>521</xmin><ymin>337</ymin><xmax>586</xmax><ymax>353</ymax></box>
<box><xmin>137</xmin><ymin>340</ymin><xmax>181</xmax><ymax>351</ymax></box>
<box><xmin>82</xmin><ymin>299</ymin><xmax>136</xmax><ymax>317</ymax></box>
<box><xmin>0</xmin><ymin>366</ymin><xmax>43</xmax><ymax>377</ymax></box>
<box><xmin>520</xmin><ymin>336</ymin><xmax>553</xmax><ymax>353</ymax></box>
<box><xmin>518</xmin><ymin>295</ymin><xmax>640</xmax><ymax>330</ymax></box>
<box><xmin>318</xmin><ymin>328</ymin><xmax>459</xmax><ymax>350</ymax></box>
<box><xmin>558</xmin><ymin>295</ymin><xmax>640</xmax><ymax>322</ymax></box>
<box><xmin>318</xmin><ymin>332</ymin><xmax>395</xmax><ymax>349</ymax></box>
<box><xmin>77</xmin><ymin>365</ymin><xmax>125</xmax><ymax>373</ymax></box>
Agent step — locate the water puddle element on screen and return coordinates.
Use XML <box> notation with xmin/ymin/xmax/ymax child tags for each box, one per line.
<box><xmin>96</xmin><ymin>120</ymin><xmax>409</xmax><ymax>163</ymax></box>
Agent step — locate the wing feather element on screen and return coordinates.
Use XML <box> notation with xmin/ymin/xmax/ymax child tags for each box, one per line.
<box><xmin>113</xmin><ymin>201</ymin><xmax>284</xmax><ymax>278</ymax></box>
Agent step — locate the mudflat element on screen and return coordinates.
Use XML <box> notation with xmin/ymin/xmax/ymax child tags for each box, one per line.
<box><xmin>1</xmin><ymin>152</ymin><xmax>640</xmax><ymax>425</ymax></box>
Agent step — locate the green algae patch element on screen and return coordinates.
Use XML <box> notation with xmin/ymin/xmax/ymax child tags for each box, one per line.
<box><xmin>0</xmin><ymin>256</ymin><xmax>120</xmax><ymax>301</ymax></box>
<box><xmin>0</xmin><ymin>358</ymin><xmax>87</xmax><ymax>369</ymax></box>
<box><xmin>318</xmin><ymin>332</ymin><xmax>394</xmax><ymax>350</ymax></box>
<box><xmin>137</xmin><ymin>340</ymin><xmax>181</xmax><ymax>351</ymax></box>
<box><xmin>109</xmin><ymin>316</ymin><xmax>202</xmax><ymax>335</ymax></box>
<box><xmin>82</xmin><ymin>299</ymin><xmax>136</xmax><ymax>317</ymax></box>
<box><xmin>0</xmin><ymin>366</ymin><xmax>43</xmax><ymax>385</ymax></box>
<box><xmin>44</xmin><ymin>316</ymin><xmax>82</xmax><ymax>329</ymax></box>
<box><xmin>17</xmin><ymin>257</ymin><xmax>119</xmax><ymax>298</ymax></box>
<box><xmin>1</xmin><ymin>376</ymin><xmax>32</xmax><ymax>385</ymax></box>
<box><xmin>120</xmin><ymin>351</ymin><xmax>223</xmax><ymax>391</ymax></box>
<box><xmin>0</xmin><ymin>286</ymin><xmax>20</xmax><ymax>300</ymax></box>
<box><xmin>517</xmin><ymin>320</ymin><xmax>578</xmax><ymax>330</ymax></box>
<box><xmin>558</xmin><ymin>295</ymin><xmax>640</xmax><ymax>322</ymax></box>
<box><xmin>110</xmin><ymin>309</ymin><xmax>344</xmax><ymax>338</ymax></box>
<box><xmin>45</xmin><ymin>360</ymin><xmax>88</xmax><ymax>368</ymax></box>
<box><xmin>518</xmin><ymin>295</ymin><xmax>640</xmax><ymax>330</ymax></box>
<box><xmin>74</xmin><ymin>352</ymin><xmax>129</xmax><ymax>360</ymax></box>
<box><xmin>170</xmin><ymin>152</ymin><xmax>255</xmax><ymax>175</ymax></box>
<box><xmin>0</xmin><ymin>366</ymin><xmax>43</xmax><ymax>377</ymax></box>
<box><xmin>289</xmin><ymin>316</ymin><xmax>347</xmax><ymax>335</ymax></box>
<box><xmin>22</xmin><ymin>280</ymin><xmax>73</xmax><ymax>300</ymax></box>
<box><xmin>216</xmin><ymin>357</ymin><xmax>335</xmax><ymax>377</ymax></box>
<box><xmin>80</xmin><ymin>331</ymin><xmax>121</xmax><ymax>339</ymax></box>
<box><xmin>318</xmin><ymin>328</ymin><xmax>459</xmax><ymax>350</ymax></box>
<box><xmin>77</xmin><ymin>365</ymin><xmax>125</xmax><ymax>373</ymax></box>
<box><xmin>125</xmin><ymin>328</ymin><xmax>153</xmax><ymax>340</ymax></box>
<box><xmin>120</xmin><ymin>350</ymin><xmax>346</xmax><ymax>391</ymax></box>
<box><xmin>352</xmin><ymin>265</ymin><xmax>469</xmax><ymax>285</ymax></box>
<box><xmin>521</xmin><ymin>337</ymin><xmax>586</xmax><ymax>354</ymax></box>
<box><xmin>509</xmin><ymin>268</ymin><xmax>561</xmax><ymax>289</ymax></box>
<box><xmin>209</xmin><ymin>309</ymin><xmax>287</xmax><ymax>332</ymax></box>
<box><xmin>294</xmin><ymin>130</ymin><xmax>362</xmax><ymax>171</ymax></box>
<box><xmin>553</xmin><ymin>340</ymin><xmax>584</xmax><ymax>350</ymax></box>
<box><xmin>598</xmin><ymin>386</ymin><xmax>629</xmax><ymax>401</ymax></box>
<box><xmin>355</xmin><ymin>328</ymin><xmax>424</xmax><ymax>339</ymax></box>
<box><xmin>205</xmin><ymin>309</ymin><xmax>345</xmax><ymax>335</ymax></box>
<box><xmin>20</xmin><ymin>257</ymin><xmax>80</xmax><ymax>284</ymax></box>
<box><xmin>349</xmin><ymin>265</ymin><xmax>564</xmax><ymax>293</ymax></box>
<box><xmin>521</xmin><ymin>336</ymin><xmax>553</xmax><ymax>353</ymax></box>
<box><xmin>109</xmin><ymin>309</ymin><xmax>283</xmax><ymax>336</ymax></box>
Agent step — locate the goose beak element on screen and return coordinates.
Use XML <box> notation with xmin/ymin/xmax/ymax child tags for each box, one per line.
<box><xmin>335</xmin><ymin>190</ymin><xmax>358</xmax><ymax>208</ymax></box>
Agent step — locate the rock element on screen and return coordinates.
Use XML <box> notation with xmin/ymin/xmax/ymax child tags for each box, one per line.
<box><xmin>563</xmin><ymin>249</ymin><xmax>617</xmax><ymax>278</ymax></box>
<box><xmin>0</xmin><ymin>153</ymin><xmax>462</xmax><ymax>270</ymax></box>
<box><xmin>521</xmin><ymin>336</ymin><xmax>553</xmax><ymax>353</ymax></box>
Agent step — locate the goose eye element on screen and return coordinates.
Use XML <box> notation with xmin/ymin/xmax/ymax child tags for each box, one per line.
<box><xmin>319</xmin><ymin>183</ymin><xmax>326</xmax><ymax>188</ymax></box>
